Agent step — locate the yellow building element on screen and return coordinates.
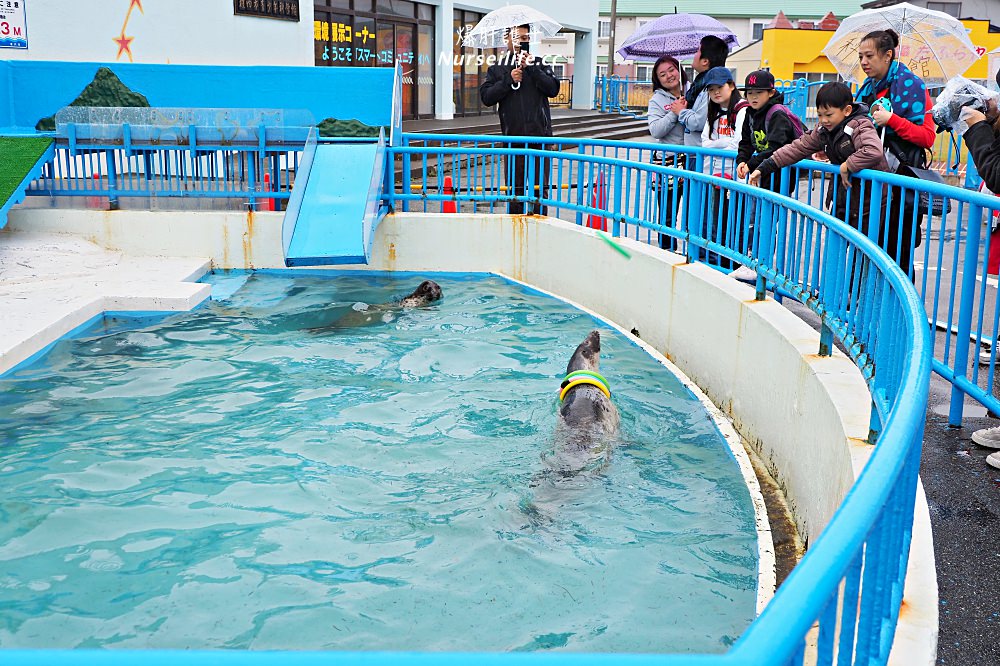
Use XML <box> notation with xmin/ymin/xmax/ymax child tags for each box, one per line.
<box><xmin>761</xmin><ymin>18</ymin><xmax>1000</xmax><ymax>83</ymax></box>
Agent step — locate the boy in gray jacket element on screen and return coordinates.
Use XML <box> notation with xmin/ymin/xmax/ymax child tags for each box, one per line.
<box><xmin>749</xmin><ymin>82</ymin><xmax>888</xmax><ymax>234</ymax></box>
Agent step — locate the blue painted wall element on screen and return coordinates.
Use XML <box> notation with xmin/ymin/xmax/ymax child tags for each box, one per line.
<box><xmin>0</xmin><ymin>62</ymin><xmax>12</xmax><ymax>129</ymax></box>
<box><xmin>0</xmin><ymin>60</ymin><xmax>395</xmax><ymax>132</ymax></box>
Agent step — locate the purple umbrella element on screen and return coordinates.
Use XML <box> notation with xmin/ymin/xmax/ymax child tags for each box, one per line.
<box><xmin>617</xmin><ymin>13</ymin><xmax>739</xmax><ymax>62</ymax></box>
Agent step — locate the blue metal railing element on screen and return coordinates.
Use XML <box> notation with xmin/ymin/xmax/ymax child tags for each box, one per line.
<box><xmin>25</xmin><ymin>117</ymin><xmax>310</xmax><ymax>210</ymax></box>
<box><xmin>594</xmin><ymin>73</ymin><xmax>973</xmax><ymax>178</ymax></box>
<box><xmin>388</xmin><ymin>136</ymin><xmax>931</xmax><ymax>665</ymax></box>
<box><xmin>17</xmin><ymin>126</ymin><xmax>999</xmax><ymax>663</ymax></box>
<box><xmin>776</xmin><ymin>78</ymin><xmax>973</xmax><ymax>181</ymax></box>
<box><xmin>401</xmin><ymin>132</ymin><xmax>1000</xmax><ymax>426</ymax></box>
<box><xmin>593</xmin><ymin>75</ymin><xmax>651</xmax><ymax>115</ymax></box>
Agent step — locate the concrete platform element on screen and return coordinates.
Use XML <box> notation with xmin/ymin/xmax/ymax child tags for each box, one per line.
<box><xmin>0</xmin><ymin>228</ymin><xmax>211</xmax><ymax>376</ymax></box>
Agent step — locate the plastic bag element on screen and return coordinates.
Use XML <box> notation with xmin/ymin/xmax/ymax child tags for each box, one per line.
<box><xmin>931</xmin><ymin>76</ymin><xmax>1000</xmax><ymax>136</ymax></box>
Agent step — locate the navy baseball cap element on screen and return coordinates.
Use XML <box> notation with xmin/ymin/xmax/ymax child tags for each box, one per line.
<box><xmin>702</xmin><ymin>66</ymin><xmax>735</xmax><ymax>88</ymax></box>
<box><xmin>743</xmin><ymin>69</ymin><xmax>776</xmax><ymax>91</ymax></box>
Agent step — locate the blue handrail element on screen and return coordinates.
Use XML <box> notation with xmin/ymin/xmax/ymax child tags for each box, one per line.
<box><xmin>401</xmin><ymin>132</ymin><xmax>999</xmax><ymax>426</ymax></box>
<box><xmin>8</xmin><ymin>128</ymin><xmax>943</xmax><ymax>665</ymax></box>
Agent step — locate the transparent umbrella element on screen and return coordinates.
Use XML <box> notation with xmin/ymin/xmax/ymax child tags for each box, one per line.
<box><xmin>461</xmin><ymin>5</ymin><xmax>562</xmax><ymax>49</ymax></box>
<box><xmin>823</xmin><ymin>2</ymin><xmax>981</xmax><ymax>85</ymax></box>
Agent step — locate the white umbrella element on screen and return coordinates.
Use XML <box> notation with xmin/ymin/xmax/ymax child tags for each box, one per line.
<box><xmin>823</xmin><ymin>2</ymin><xmax>981</xmax><ymax>85</ymax></box>
<box><xmin>462</xmin><ymin>5</ymin><xmax>562</xmax><ymax>49</ymax></box>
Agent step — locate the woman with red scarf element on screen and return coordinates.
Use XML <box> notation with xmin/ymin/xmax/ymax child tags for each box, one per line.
<box><xmin>855</xmin><ymin>29</ymin><xmax>935</xmax><ymax>279</ymax></box>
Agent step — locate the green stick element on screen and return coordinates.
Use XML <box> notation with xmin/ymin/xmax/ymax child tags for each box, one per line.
<box><xmin>596</xmin><ymin>230</ymin><xmax>632</xmax><ymax>259</ymax></box>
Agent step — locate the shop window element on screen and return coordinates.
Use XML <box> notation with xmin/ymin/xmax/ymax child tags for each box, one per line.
<box><xmin>355</xmin><ymin>16</ymin><xmax>376</xmax><ymax>66</ymax></box>
<box><xmin>418</xmin><ymin>22</ymin><xmax>434</xmax><ymax>116</ymax></box>
<box><xmin>329</xmin><ymin>13</ymin><xmax>353</xmax><ymax>65</ymax></box>
<box><xmin>392</xmin><ymin>0</ymin><xmax>415</xmax><ymax>17</ymax></box>
<box><xmin>927</xmin><ymin>2</ymin><xmax>961</xmax><ymax>17</ymax></box>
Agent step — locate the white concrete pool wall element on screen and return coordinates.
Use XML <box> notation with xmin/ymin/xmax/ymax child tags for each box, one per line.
<box><xmin>4</xmin><ymin>207</ymin><xmax>937</xmax><ymax>664</ymax></box>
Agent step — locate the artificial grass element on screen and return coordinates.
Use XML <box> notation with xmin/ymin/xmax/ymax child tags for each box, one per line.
<box><xmin>0</xmin><ymin>136</ymin><xmax>54</xmax><ymax>207</ymax></box>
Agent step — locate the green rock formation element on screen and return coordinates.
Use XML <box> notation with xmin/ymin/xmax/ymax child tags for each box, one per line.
<box><xmin>35</xmin><ymin>67</ymin><xmax>151</xmax><ymax>131</ymax></box>
<box><xmin>317</xmin><ymin>117</ymin><xmax>387</xmax><ymax>138</ymax></box>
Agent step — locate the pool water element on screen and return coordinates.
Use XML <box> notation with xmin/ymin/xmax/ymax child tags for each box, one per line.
<box><xmin>0</xmin><ymin>272</ymin><xmax>758</xmax><ymax>652</ymax></box>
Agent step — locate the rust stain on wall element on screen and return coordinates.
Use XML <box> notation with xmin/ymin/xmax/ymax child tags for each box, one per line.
<box><xmin>221</xmin><ymin>225</ymin><xmax>230</xmax><ymax>269</ymax></box>
<box><xmin>242</xmin><ymin>211</ymin><xmax>255</xmax><ymax>269</ymax></box>
<box><xmin>510</xmin><ymin>215</ymin><xmax>528</xmax><ymax>281</ymax></box>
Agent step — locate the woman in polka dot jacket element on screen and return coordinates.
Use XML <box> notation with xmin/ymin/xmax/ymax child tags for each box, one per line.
<box><xmin>855</xmin><ymin>28</ymin><xmax>936</xmax><ymax>280</ymax></box>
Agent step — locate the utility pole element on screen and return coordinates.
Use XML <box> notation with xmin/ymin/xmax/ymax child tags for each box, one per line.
<box><xmin>607</xmin><ymin>0</ymin><xmax>618</xmax><ymax>77</ymax></box>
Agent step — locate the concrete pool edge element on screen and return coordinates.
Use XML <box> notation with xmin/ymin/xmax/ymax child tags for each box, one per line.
<box><xmin>0</xmin><ymin>227</ymin><xmax>212</xmax><ymax>377</ymax></box>
<box><xmin>2</xmin><ymin>208</ymin><xmax>937</xmax><ymax>662</ymax></box>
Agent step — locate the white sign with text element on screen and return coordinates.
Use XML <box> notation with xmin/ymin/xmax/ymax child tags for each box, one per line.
<box><xmin>0</xmin><ymin>0</ymin><xmax>27</xmax><ymax>49</ymax></box>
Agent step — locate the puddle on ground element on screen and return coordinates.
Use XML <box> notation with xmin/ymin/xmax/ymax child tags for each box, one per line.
<box><xmin>931</xmin><ymin>402</ymin><xmax>989</xmax><ymax>419</ymax></box>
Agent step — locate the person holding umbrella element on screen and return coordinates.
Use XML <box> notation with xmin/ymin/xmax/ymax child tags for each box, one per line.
<box><xmin>646</xmin><ymin>54</ymin><xmax>687</xmax><ymax>249</ymax></box>
<box><xmin>480</xmin><ymin>24</ymin><xmax>560</xmax><ymax>215</ymax></box>
<box><xmin>854</xmin><ymin>28</ymin><xmax>936</xmax><ymax>279</ymax></box>
<box><xmin>670</xmin><ymin>35</ymin><xmax>730</xmax><ymax>147</ymax></box>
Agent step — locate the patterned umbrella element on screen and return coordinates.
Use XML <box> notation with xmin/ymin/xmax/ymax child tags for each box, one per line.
<box><xmin>616</xmin><ymin>13</ymin><xmax>739</xmax><ymax>62</ymax></box>
<box><xmin>462</xmin><ymin>5</ymin><xmax>562</xmax><ymax>49</ymax></box>
<box><xmin>823</xmin><ymin>2</ymin><xmax>982</xmax><ymax>85</ymax></box>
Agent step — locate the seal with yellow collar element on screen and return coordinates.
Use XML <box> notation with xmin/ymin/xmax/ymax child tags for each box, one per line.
<box><xmin>552</xmin><ymin>330</ymin><xmax>620</xmax><ymax>471</ymax></box>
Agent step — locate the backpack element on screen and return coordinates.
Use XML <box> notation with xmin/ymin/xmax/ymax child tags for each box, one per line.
<box><xmin>764</xmin><ymin>104</ymin><xmax>805</xmax><ymax>140</ymax></box>
<box><xmin>727</xmin><ymin>99</ymin><xmax>750</xmax><ymax>135</ymax></box>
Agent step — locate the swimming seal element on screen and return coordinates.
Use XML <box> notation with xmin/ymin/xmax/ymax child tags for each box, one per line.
<box><xmin>550</xmin><ymin>329</ymin><xmax>621</xmax><ymax>474</ymax></box>
<box><xmin>309</xmin><ymin>280</ymin><xmax>443</xmax><ymax>330</ymax></box>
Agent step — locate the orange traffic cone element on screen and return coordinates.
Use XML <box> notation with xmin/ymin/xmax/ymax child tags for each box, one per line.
<box><xmin>87</xmin><ymin>172</ymin><xmax>102</xmax><ymax>209</ymax></box>
<box><xmin>586</xmin><ymin>169</ymin><xmax>607</xmax><ymax>231</ymax></box>
<box><xmin>442</xmin><ymin>175</ymin><xmax>457</xmax><ymax>213</ymax></box>
<box><xmin>259</xmin><ymin>173</ymin><xmax>274</xmax><ymax>211</ymax></box>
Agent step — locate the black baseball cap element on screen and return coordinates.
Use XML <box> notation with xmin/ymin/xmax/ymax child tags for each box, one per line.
<box><xmin>743</xmin><ymin>69</ymin><xmax>776</xmax><ymax>91</ymax></box>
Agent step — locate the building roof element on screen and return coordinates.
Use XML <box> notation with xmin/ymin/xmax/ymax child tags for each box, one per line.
<box><xmin>598</xmin><ymin>0</ymin><xmax>864</xmax><ymax>18</ymax></box>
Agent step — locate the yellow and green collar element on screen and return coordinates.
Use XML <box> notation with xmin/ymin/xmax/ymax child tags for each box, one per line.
<box><xmin>559</xmin><ymin>370</ymin><xmax>611</xmax><ymax>401</ymax></box>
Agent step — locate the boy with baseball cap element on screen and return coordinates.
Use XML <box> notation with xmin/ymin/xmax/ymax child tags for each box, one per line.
<box><xmin>735</xmin><ymin>69</ymin><xmax>805</xmax><ymax>192</ymax></box>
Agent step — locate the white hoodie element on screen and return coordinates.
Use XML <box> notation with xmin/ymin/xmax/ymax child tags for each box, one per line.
<box><xmin>701</xmin><ymin>102</ymin><xmax>748</xmax><ymax>177</ymax></box>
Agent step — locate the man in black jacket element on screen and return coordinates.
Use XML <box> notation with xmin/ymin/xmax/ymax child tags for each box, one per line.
<box><xmin>480</xmin><ymin>24</ymin><xmax>560</xmax><ymax>214</ymax></box>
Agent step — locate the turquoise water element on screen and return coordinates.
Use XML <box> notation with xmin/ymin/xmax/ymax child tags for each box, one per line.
<box><xmin>0</xmin><ymin>272</ymin><xmax>757</xmax><ymax>653</ymax></box>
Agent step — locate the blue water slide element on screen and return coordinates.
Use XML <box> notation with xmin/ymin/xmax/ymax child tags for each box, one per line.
<box><xmin>282</xmin><ymin>130</ymin><xmax>387</xmax><ymax>266</ymax></box>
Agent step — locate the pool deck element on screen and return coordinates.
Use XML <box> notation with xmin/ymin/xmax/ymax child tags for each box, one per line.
<box><xmin>0</xmin><ymin>229</ymin><xmax>211</xmax><ymax>376</ymax></box>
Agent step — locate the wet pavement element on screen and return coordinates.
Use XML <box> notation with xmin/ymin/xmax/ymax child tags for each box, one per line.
<box><xmin>781</xmin><ymin>294</ymin><xmax>1000</xmax><ymax>666</ymax></box>
<box><xmin>922</xmin><ymin>371</ymin><xmax>1000</xmax><ymax>666</ymax></box>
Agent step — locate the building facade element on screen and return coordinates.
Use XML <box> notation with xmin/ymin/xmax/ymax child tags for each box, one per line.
<box><xmin>863</xmin><ymin>0</ymin><xmax>1000</xmax><ymax>23</ymax></box>
<box><xmin>1</xmin><ymin>0</ymin><xmax>598</xmax><ymax>120</ymax></box>
<box><xmin>534</xmin><ymin>0</ymin><xmax>865</xmax><ymax>83</ymax></box>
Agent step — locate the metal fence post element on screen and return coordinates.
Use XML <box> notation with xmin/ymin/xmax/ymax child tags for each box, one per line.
<box><xmin>950</xmin><ymin>204</ymin><xmax>986</xmax><ymax>426</ymax></box>
<box><xmin>612</xmin><ymin>164</ymin><xmax>622</xmax><ymax>237</ymax></box>
<box><xmin>104</xmin><ymin>149</ymin><xmax>119</xmax><ymax>210</ymax></box>
<box><xmin>755</xmin><ymin>198</ymin><xmax>776</xmax><ymax>301</ymax></box>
